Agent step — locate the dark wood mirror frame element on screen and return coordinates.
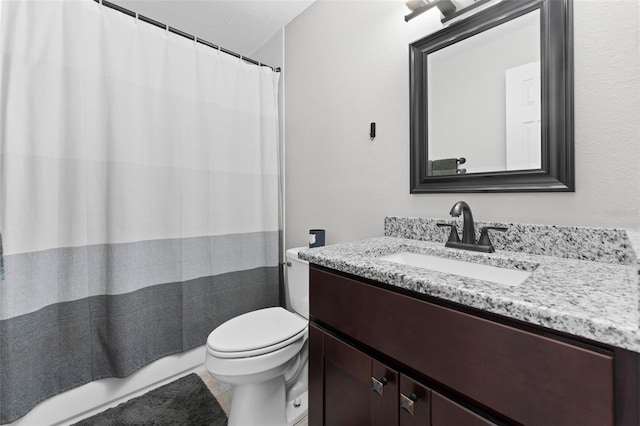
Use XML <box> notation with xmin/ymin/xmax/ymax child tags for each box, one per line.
<box><xmin>410</xmin><ymin>0</ymin><xmax>573</xmax><ymax>193</ymax></box>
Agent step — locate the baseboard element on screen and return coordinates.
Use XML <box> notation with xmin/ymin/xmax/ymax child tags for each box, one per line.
<box><xmin>9</xmin><ymin>345</ymin><xmax>206</xmax><ymax>426</ymax></box>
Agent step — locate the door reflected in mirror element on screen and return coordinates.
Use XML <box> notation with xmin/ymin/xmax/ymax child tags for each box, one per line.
<box><xmin>427</xmin><ymin>10</ymin><xmax>540</xmax><ymax>175</ymax></box>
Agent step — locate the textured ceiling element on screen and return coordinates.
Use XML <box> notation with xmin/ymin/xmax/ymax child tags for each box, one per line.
<box><xmin>110</xmin><ymin>0</ymin><xmax>314</xmax><ymax>56</ymax></box>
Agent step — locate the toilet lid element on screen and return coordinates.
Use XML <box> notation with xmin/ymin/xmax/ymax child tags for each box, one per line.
<box><xmin>207</xmin><ymin>307</ymin><xmax>307</xmax><ymax>355</ymax></box>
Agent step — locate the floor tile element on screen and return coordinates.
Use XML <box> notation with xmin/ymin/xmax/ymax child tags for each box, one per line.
<box><xmin>198</xmin><ymin>371</ymin><xmax>233</xmax><ymax>397</ymax></box>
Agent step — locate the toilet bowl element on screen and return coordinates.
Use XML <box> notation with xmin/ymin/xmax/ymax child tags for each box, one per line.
<box><xmin>205</xmin><ymin>247</ymin><xmax>309</xmax><ymax>426</ymax></box>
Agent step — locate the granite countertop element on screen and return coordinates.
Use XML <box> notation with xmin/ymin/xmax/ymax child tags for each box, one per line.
<box><xmin>300</xmin><ymin>234</ymin><xmax>640</xmax><ymax>352</ymax></box>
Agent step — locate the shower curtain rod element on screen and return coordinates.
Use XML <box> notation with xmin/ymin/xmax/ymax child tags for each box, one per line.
<box><xmin>94</xmin><ymin>0</ymin><xmax>281</xmax><ymax>72</ymax></box>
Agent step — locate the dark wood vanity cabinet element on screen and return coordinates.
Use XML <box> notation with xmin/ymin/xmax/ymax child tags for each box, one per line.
<box><xmin>309</xmin><ymin>266</ymin><xmax>639</xmax><ymax>425</ymax></box>
<box><xmin>309</xmin><ymin>323</ymin><xmax>491</xmax><ymax>426</ymax></box>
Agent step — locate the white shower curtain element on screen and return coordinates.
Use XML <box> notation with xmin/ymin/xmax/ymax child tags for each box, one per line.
<box><xmin>0</xmin><ymin>1</ymin><xmax>281</xmax><ymax>423</ymax></box>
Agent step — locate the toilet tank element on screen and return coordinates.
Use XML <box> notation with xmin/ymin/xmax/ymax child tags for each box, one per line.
<box><xmin>285</xmin><ymin>247</ymin><xmax>309</xmax><ymax>319</ymax></box>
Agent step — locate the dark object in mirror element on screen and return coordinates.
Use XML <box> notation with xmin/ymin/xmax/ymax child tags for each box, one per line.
<box><xmin>427</xmin><ymin>157</ymin><xmax>466</xmax><ymax>176</ymax></box>
<box><xmin>409</xmin><ymin>0</ymin><xmax>573</xmax><ymax>193</ymax></box>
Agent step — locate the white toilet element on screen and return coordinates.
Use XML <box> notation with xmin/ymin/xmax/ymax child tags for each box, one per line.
<box><xmin>205</xmin><ymin>247</ymin><xmax>309</xmax><ymax>426</ymax></box>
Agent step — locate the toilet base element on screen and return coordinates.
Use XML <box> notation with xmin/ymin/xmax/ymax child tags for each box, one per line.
<box><xmin>228</xmin><ymin>375</ymin><xmax>287</xmax><ymax>426</ymax></box>
<box><xmin>225</xmin><ymin>379</ymin><xmax>308</xmax><ymax>426</ymax></box>
<box><xmin>286</xmin><ymin>390</ymin><xmax>308</xmax><ymax>426</ymax></box>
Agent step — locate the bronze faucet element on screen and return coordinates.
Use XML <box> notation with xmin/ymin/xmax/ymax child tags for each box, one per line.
<box><xmin>437</xmin><ymin>201</ymin><xmax>507</xmax><ymax>253</ymax></box>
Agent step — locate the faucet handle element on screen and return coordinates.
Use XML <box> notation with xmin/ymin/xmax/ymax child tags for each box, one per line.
<box><xmin>436</xmin><ymin>223</ymin><xmax>460</xmax><ymax>243</ymax></box>
<box><xmin>478</xmin><ymin>226</ymin><xmax>507</xmax><ymax>251</ymax></box>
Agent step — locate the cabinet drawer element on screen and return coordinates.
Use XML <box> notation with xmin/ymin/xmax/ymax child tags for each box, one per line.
<box><xmin>310</xmin><ymin>267</ymin><xmax>614</xmax><ymax>425</ymax></box>
<box><xmin>432</xmin><ymin>392</ymin><xmax>496</xmax><ymax>426</ymax></box>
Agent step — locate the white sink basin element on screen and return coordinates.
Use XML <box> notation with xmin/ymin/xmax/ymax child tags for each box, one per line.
<box><xmin>379</xmin><ymin>251</ymin><xmax>531</xmax><ymax>286</ymax></box>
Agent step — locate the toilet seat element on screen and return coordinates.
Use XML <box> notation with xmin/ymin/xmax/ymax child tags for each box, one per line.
<box><xmin>207</xmin><ymin>307</ymin><xmax>308</xmax><ymax>359</ymax></box>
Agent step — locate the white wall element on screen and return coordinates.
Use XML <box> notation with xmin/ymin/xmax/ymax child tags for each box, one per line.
<box><xmin>251</xmin><ymin>27</ymin><xmax>284</xmax><ymax>72</ymax></box>
<box><xmin>284</xmin><ymin>0</ymin><xmax>640</xmax><ymax>249</ymax></box>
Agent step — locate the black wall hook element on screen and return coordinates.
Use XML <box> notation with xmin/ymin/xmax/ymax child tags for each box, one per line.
<box><xmin>370</xmin><ymin>122</ymin><xmax>376</xmax><ymax>140</ymax></box>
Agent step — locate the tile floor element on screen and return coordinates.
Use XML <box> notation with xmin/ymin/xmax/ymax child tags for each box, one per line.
<box><xmin>198</xmin><ymin>371</ymin><xmax>309</xmax><ymax>426</ymax></box>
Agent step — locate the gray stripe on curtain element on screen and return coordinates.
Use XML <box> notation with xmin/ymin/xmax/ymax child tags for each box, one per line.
<box><xmin>1</xmin><ymin>232</ymin><xmax>278</xmax><ymax>320</ymax></box>
<box><xmin>0</xmin><ymin>266</ymin><xmax>279</xmax><ymax>424</ymax></box>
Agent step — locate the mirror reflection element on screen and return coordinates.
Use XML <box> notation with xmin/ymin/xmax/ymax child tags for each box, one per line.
<box><xmin>427</xmin><ymin>10</ymin><xmax>540</xmax><ymax>175</ymax></box>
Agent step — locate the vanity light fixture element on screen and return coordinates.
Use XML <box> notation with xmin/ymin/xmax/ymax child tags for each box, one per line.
<box><xmin>404</xmin><ymin>0</ymin><xmax>493</xmax><ymax>23</ymax></box>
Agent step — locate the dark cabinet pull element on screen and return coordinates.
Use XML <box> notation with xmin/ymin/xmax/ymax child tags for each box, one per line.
<box><xmin>400</xmin><ymin>392</ymin><xmax>418</xmax><ymax>415</ymax></box>
<box><xmin>371</xmin><ymin>376</ymin><xmax>388</xmax><ymax>396</ymax></box>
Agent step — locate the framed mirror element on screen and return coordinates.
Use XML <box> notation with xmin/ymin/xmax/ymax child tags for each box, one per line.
<box><xmin>410</xmin><ymin>0</ymin><xmax>573</xmax><ymax>193</ymax></box>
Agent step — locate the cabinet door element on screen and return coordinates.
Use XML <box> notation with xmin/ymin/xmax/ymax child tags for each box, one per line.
<box><xmin>431</xmin><ymin>392</ymin><xmax>497</xmax><ymax>426</ymax></box>
<box><xmin>372</xmin><ymin>360</ymin><xmax>399</xmax><ymax>426</ymax></box>
<box><xmin>399</xmin><ymin>375</ymin><xmax>430</xmax><ymax>426</ymax></box>
<box><xmin>313</xmin><ymin>326</ymin><xmax>399</xmax><ymax>426</ymax></box>
<box><xmin>309</xmin><ymin>324</ymin><xmax>325</xmax><ymax>426</ymax></box>
<box><xmin>323</xmin><ymin>333</ymin><xmax>371</xmax><ymax>426</ymax></box>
